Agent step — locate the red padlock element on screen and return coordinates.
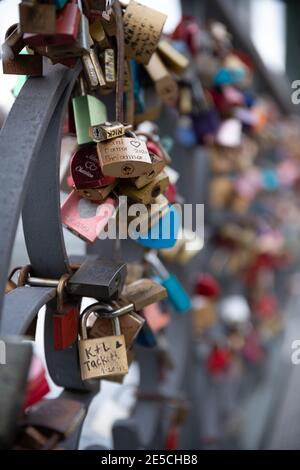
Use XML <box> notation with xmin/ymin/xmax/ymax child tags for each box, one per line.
<box><xmin>23</xmin><ymin>355</ymin><xmax>50</xmax><ymax>409</ymax></box>
<box><xmin>207</xmin><ymin>345</ymin><xmax>231</xmax><ymax>376</ymax></box>
<box><xmin>24</xmin><ymin>1</ymin><xmax>81</xmax><ymax>48</ymax></box>
<box><xmin>171</xmin><ymin>16</ymin><xmax>200</xmax><ymax>56</ymax></box>
<box><xmin>146</xmin><ymin>140</ymin><xmax>165</xmax><ymax>159</ymax></box>
<box><xmin>53</xmin><ymin>274</ymin><xmax>80</xmax><ymax>350</ymax></box>
<box><xmin>195</xmin><ymin>273</ymin><xmax>220</xmax><ymax>298</ymax></box>
<box><xmin>164</xmin><ymin>182</ymin><xmax>177</xmax><ymax>203</ymax></box>
<box><xmin>71</xmin><ymin>144</ymin><xmax>115</xmax><ymax>190</ymax></box>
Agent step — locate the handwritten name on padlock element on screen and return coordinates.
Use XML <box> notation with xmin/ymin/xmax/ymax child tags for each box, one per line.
<box><xmin>79</xmin><ymin>335</ymin><xmax>128</xmax><ymax>380</ymax></box>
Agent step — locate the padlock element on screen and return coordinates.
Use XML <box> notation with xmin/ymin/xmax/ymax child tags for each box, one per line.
<box><xmin>72</xmin><ymin>77</ymin><xmax>107</xmax><ymax>145</ymax></box>
<box><xmin>122</xmin><ymin>278</ymin><xmax>167</xmax><ymax>311</ymax></box>
<box><xmin>77</xmin><ymin>182</ymin><xmax>116</xmax><ymax>202</ymax></box>
<box><xmin>19</xmin><ymin>0</ymin><xmax>56</xmax><ymax>34</ymax></box>
<box><xmin>54</xmin><ymin>0</ymin><xmax>69</xmax><ymax>9</ymax></box>
<box><xmin>97</xmin><ymin>133</ymin><xmax>152</xmax><ymax>178</ymax></box>
<box><xmin>24</xmin><ymin>1</ymin><xmax>81</xmax><ymax>47</ymax></box>
<box><xmin>145</xmin><ymin>251</ymin><xmax>191</xmax><ymax>314</ymax></box>
<box><xmin>20</xmin><ymin>397</ymin><xmax>86</xmax><ymax>449</ymax></box>
<box><xmin>102</xmin><ymin>48</ymin><xmax>116</xmax><ymax>86</ymax></box>
<box><xmin>142</xmin><ymin>302</ymin><xmax>171</xmax><ymax>332</ymax></box>
<box><xmin>157</xmin><ymin>39</ymin><xmax>189</xmax><ymax>75</ymax></box>
<box><xmin>123</xmin><ymin>0</ymin><xmax>167</xmax><ymax>64</ymax></box>
<box><xmin>89</xmin><ymin>18</ymin><xmax>110</xmax><ymax>49</ymax></box>
<box><xmin>118</xmin><ymin>173</ymin><xmax>169</xmax><ymax>205</ymax></box>
<box><xmin>78</xmin><ymin>303</ymin><xmax>128</xmax><ymax>380</ymax></box>
<box><xmin>131</xmin><ymin>204</ymin><xmax>180</xmax><ymax>249</ymax></box>
<box><xmin>2</xmin><ymin>24</ymin><xmax>42</xmax><ymax>76</ymax></box>
<box><xmin>81</xmin><ymin>47</ymin><xmax>106</xmax><ymax>90</ymax></box>
<box><xmin>145</xmin><ymin>52</ymin><xmax>179</xmax><ymax>107</ymax></box>
<box><xmin>192</xmin><ymin>296</ymin><xmax>217</xmax><ymax>335</ymax></box>
<box><xmin>127</xmin><ymin>194</ymin><xmax>169</xmax><ymax>236</ymax></box>
<box><xmin>132</xmin><ymin>153</ymin><xmax>166</xmax><ymax>189</ymax></box>
<box><xmin>89</xmin><ymin>122</ymin><xmax>132</xmax><ymax>143</ymax></box>
<box><xmin>67</xmin><ymin>257</ymin><xmax>127</xmax><ymax>300</ymax></box>
<box><xmin>23</xmin><ymin>355</ymin><xmax>50</xmax><ymax>410</ymax></box>
<box><xmin>70</xmin><ymin>144</ymin><xmax>115</xmax><ymax>190</ymax></box>
<box><xmin>61</xmin><ymin>190</ymin><xmax>117</xmax><ymax>243</ymax></box>
<box><xmin>0</xmin><ymin>338</ymin><xmax>33</xmax><ymax>449</ymax></box>
<box><xmin>53</xmin><ymin>274</ymin><xmax>79</xmax><ymax>350</ymax></box>
<box><xmin>89</xmin><ymin>306</ymin><xmax>145</xmax><ymax>350</ymax></box>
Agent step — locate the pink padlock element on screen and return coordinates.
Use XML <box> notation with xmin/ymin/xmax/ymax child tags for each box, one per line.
<box><xmin>71</xmin><ymin>144</ymin><xmax>115</xmax><ymax>190</ymax></box>
<box><xmin>61</xmin><ymin>190</ymin><xmax>117</xmax><ymax>243</ymax></box>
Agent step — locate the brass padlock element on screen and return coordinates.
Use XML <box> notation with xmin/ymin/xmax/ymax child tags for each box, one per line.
<box><xmin>77</xmin><ymin>182</ymin><xmax>116</xmax><ymax>202</ymax></box>
<box><xmin>78</xmin><ymin>302</ymin><xmax>129</xmax><ymax>381</ymax></box>
<box><xmin>118</xmin><ymin>173</ymin><xmax>169</xmax><ymax>205</ymax></box>
<box><xmin>157</xmin><ymin>39</ymin><xmax>189</xmax><ymax>75</ymax></box>
<box><xmin>19</xmin><ymin>1</ymin><xmax>56</xmax><ymax>35</ymax></box>
<box><xmin>127</xmin><ymin>194</ymin><xmax>169</xmax><ymax>235</ymax></box>
<box><xmin>122</xmin><ymin>278</ymin><xmax>167</xmax><ymax>311</ymax></box>
<box><xmin>123</xmin><ymin>0</ymin><xmax>167</xmax><ymax>64</ymax></box>
<box><xmin>97</xmin><ymin>132</ymin><xmax>152</xmax><ymax>178</ymax></box>
<box><xmin>132</xmin><ymin>152</ymin><xmax>166</xmax><ymax>189</ymax></box>
<box><xmin>102</xmin><ymin>48</ymin><xmax>116</xmax><ymax>86</ymax></box>
<box><xmin>90</xmin><ymin>122</ymin><xmax>132</xmax><ymax>142</ymax></box>
<box><xmin>145</xmin><ymin>52</ymin><xmax>179</xmax><ymax>107</ymax></box>
<box><xmin>82</xmin><ymin>48</ymin><xmax>106</xmax><ymax>90</ymax></box>
<box><xmin>89</xmin><ymin>18</ymin><xmax>110</xmax><ymax>49</ymax></box>
<box><xmin>89</xmin><ymin>303</ymin><xmax>145</xmax><ymax>351</ymax></box>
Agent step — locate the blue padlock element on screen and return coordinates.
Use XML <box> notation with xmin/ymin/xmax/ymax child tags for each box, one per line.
<box><xmin>177</xmin><ymin>118</ymin><xmax>197</xmax><ymax>148</ymax></box>
<box><xmin>132</xmin><ymin>204</ymin><xmax>180</xmax><ymax>249</ymax></box>
<box><xmin>145</xmin><ymin>252</ymin><xmax>191</xmax><ymax>314</ymax></box>
<box><xmin>261</xmin><ymin>168</ymin><xmax>279</xmax><ymax>192</ymax></box>
<box><xmin>54</xmin><ymin>0</ymin><xmax>68</xmax><ymax>9</ymax></box>
<box><xmin>213</xmin><ymin>67</ymin><xmax>245</xmax><ymax>87</ymax></box>
<box><xmin>136</xmin><ymin>320</ymin><xmax>157</xmax><ymax>348</ymax></box>
<box><xmin>130</xmin><ymin>60</ymin><xmax>145</xmax><ymax>114</ymax></box>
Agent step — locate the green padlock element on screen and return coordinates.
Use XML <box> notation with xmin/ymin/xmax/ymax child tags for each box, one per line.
<box><xmin>72</xmin><ymin>77</ymin><xmax>107</xmax><ymax>145</ymax></box>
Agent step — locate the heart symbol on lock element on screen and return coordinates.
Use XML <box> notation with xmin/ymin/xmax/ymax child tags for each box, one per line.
<box><xmin>115</xmin><ymin>340</ymin><xmax>123</xmax><ymax>349</ymax></box>
<box><xmin>130</xmin><ymin>140</ymin><xmax>141</xmax><ymax>148</ymax></box>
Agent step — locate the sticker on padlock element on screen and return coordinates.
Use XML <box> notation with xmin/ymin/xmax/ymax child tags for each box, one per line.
<box><xmin>97</xmin><ymin>135</ymin><xmax>152</xmax><ymax>178</ymax></box>
<box><xmin>131</xmin><ymin>204</ymin><xmax>180</xmax><ymax>249</ymax></box>
<box><xmin>61</xmin><ymin>190</ymin><xmax>117</xmax><ymax>243</ymax></box>
<box><xmin>145</xmin><ymin>251</ymin><xmax>191</xmax><ymax>314</ymax></box>
<box><xmin>71</xmin><ymin>145</ymin><xmax>115</xmax><ymax>190</ymax></box>
<box><xmin>78</xmin><ymin>303</ymin><xmax>129</xmax><ymax>381</ymax></box>
<box><xmin>118</xmin><ymin>173</ymin><xmax>169</xmax><ymax>205</ymax></box>
<box><xmin>123</xmin><ymin>1</ymin><xmax>167</xmax><ymax>65</ymax></box>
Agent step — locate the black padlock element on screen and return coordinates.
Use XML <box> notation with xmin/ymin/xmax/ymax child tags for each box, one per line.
<box><xmin>67</xmin><ymin>258</ymin><xmax>127</xmax><ymax>301</ymax></box>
